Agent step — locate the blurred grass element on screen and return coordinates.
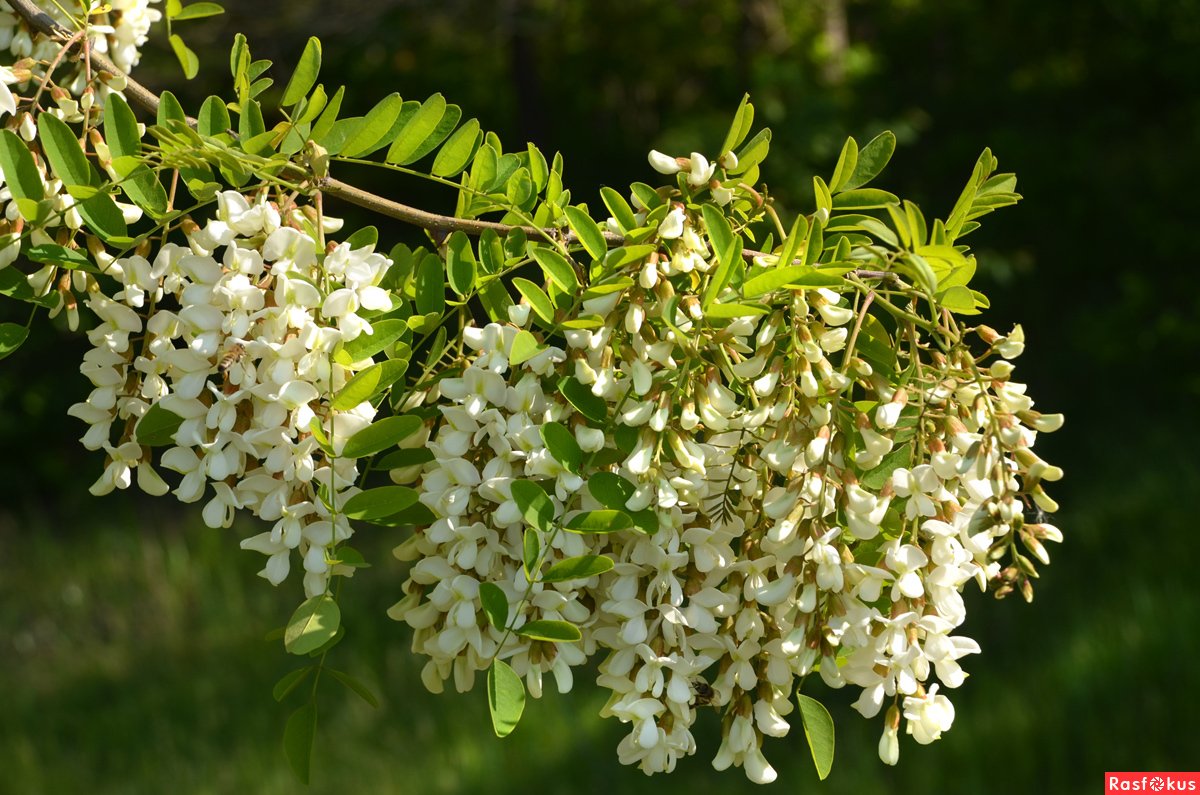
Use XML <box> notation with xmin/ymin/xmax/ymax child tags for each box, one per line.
<box><xmin>1</xmin><ymin>431</ymin><xmax>1195</xmax><ymax>794</ymax></box>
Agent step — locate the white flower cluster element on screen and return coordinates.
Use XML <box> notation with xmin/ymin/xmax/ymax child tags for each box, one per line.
<box><xmin>67</xmin><ymin>191</ymin><xmax>399</xmax><ymax>598</ymax></box>
<box><xmin>0</xmin><ymin>1</ymin><xmax>162</xmax><ymax>308</ymax></box>
<box><xmin>0</xmin><ymin>0</ymin><xmax>160</xmax><ymax>87</ymax></box>
<box><xmin>392</xmin><ymin>193</ymin><xmax>1062</xmax><ymax>782</ymax></box>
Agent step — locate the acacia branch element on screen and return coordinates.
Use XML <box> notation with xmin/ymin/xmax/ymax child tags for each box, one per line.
<box><xmin>7</xmin><ymin>0</ymin><xmax>904</xmax><ymax>283</ymax></box>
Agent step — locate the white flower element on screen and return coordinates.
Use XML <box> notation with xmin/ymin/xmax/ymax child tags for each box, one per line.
<box><xmin>903</xmin><ymin>685</ymin><xmax>955</xmax><ymax>744</ymax></box>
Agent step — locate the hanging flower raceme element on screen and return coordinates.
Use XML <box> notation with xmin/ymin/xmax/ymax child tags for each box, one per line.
<box><xmin>388</xmin><ymin>143</ymin><xmax>1063</xmax><ymax>782</ymax></box>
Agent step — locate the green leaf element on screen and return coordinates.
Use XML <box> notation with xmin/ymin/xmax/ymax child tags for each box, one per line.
<box><xmin>325</xmin><ymin>668</ymin><xmax>379</xmax><ymax>708</ymax></box>
<box><xmin>743</xmin><ymin>265</ymin><xmax>818</xmax><ymax>298</ymax></box>
<box><xmin>25</xmin><ymin>243</ymin><xmax>95</xmax><ymax>271</ymax></box>
<box><xmin>729</xmin><ymin>127</ymin><xmax>771</xmax><ymax>175</ymax></box>
<box><xmin>539</xmin><ymin>421</ymin><xmax>582</xmax><ymax>473</ymax></box>
<box><xmin>511</xmin><ymin>479</ymin><xmax>554</xmax><ymax>534</ymax></box>
<box><xmin>939</xmin><ymin>284</ymin><xmax>977</xmax><ymax>314</ymax></box>
<box><xmin>861</xmin><ymin>445</ymin><xmax>913</xmax><ymax>489</ymax></box>
<box><xmin>339</xmin><ymin>93</ymin><xmax>404</xmax><ymax>158</ymax></box>
<box><xmin>342</xmin><ymin>486</ymin><xmax>420</xmax><ymax>521</ymax></box>
<box><xmin>284</xmin><ymin>594</ymin><xmax>341</xmax><ymax>656</ymax></box>
<box><xmin>516</xmin><ymin>619</ymin><xmax>582</xmax><ymax>643</ymax></box>
<box><xmin>157</xmin><ymin>91</ymin><xmax>187</xmax><ymax>126</ymax></box>
<box><xmin>104</xmin><ymin>96</ymin><xmax>168</xmax><ymax>216</ymax></box>
<box><xmin>803</xmin><ymin>220</ymin><xmax>825</xmax><ymax>269</ymax></box>
<box><xmin>900</xmin><ymin>253</ymin><xmax>939</xmax><ymax>296</ymax></box>
<box><xmin>526</xmin><ymin>143</ymin><xmax>549</xmax><ymax>191</ymax></box>
<box><xmin>564</xmin><ymin>205</ymin><xmax>607</xmax><ymax>261</ymax></box>
<box><xmin>168</xmin><ymin>34</ymin><xmax>199</xmax><ymax>79</ymax></box>
<box><xmin>283</xmin><ymin>702</ymin><xmax>317</xmax><ymax>785</ymax></box>
<box><xmin>719</xmin><ymin>93</ymin><xmax>754</xmax><ymax>158</ymax></box>
<box><xmin>396</xmin><ymin>104</ymin><xmax>462</xmax><ymax>166</ymax></box>
<box><xmin>797</xmin><ymin>693</ymin><xmax>835</xmax><ymax>781</ymax></box>
<box><xmin>522</xmin><ymin>527</ymin><xmax>540</xmax><ymax>582</ymax></box>
<box><xmin>282</xmin><ymin>37</ymin><xmax>322</xmax><ymax>108</ymax></box>
<box><xmin>330</xmin><ymin>360</ymin><xmax>408</xmax><ymax>411</ymax></box>
<box><xmin>330</xmin><ymin>546</ymin><xmax>369</xmax><ymax>568</ymax></box>
<box><xmin>308</xmin><ymin>417</ymin><xmax>335</xmax><ymax>456</ymax></box>
<box><xmin>38</xmin><ymin>114</ymin><xmax>95</xmax><ymax>188</ymax></box>
<box><xmin>431</xmin><ymin>117</ymin><xmax>481</xmax><ymax>177</ymax></box>
<box><xmin>134</xmin><ymin>403</ymin><xmax>184</xmax><ymax>446</ymax></box>
<box><xmin>600</xmin><ymin>186</ymin><xmax>637</xmax><ymax>234</ymax></box>
<box><xmin>557</xmin><ymin>376</ymin><xmax>607</xmax><ymax>425</ymax></box>
<box><xmin>341</xmin><ymin>415</ymin><xmax>423</xmax><ymax>459</ymax></box>
<box><xmin>0</xmin><ymin>323</ymin><xmax>29</xmax><ymax>362</ymax></box>
<box><xmin>103</xmin><ymin>93</ymin><xmax>141</xmax><ymax>157</ymax></box>
<box><xmin>386</xmin><ymin>93</ymin><xmax>447</xmax><ymax>165</ymax></box>
<box><xmin>374</xmin><ymin>447</ymin><xmax>434</xmax><ymax>470</ymax></box>
<box><xmin>505</xmin><ymin>166</ymin><xmax>534</xmax><ymax>209</ymax></box>
<box><xmin>508</xmin><ymin>330</ymin><xmax>542</xmax><ymax>366</ymax></box>
<box><xmin>629</xmin><ymin>182</ymin><xmax>664</xmax><ymax>211</ymax></box>
<box><xmin>172</xmin><ymin>1</ymin><xmax>224</xmax><ymax>21</ymax></box>
<box><xmin>512</xmin><ymin>277</ymin><xmax>554</xmax><ymax>325</ymax></box>
<box><xmin>197</xmin><ymin>95</ymin><xmax>230</xmax><ymax>136</ymax></box>
<box><xmin>338</xmin><ymin>318</ymin><xmax>406</xmax><ymax>363</ymax></box>
<box><xmin>588</xmin><ymin>472</ymin><xmax>634</xmax><ymax>509</ymax></box>
<box><xmin>529</xmin><ymin>245</ymin><xmax>579</xmax><ymax>293</ymax></box>
<box><xmin>414</xmin><ymin>251</ymin><xmax>446</xmax><ymax>316</ymax></box>
<box><xmin>832</xmin><ymin>188</ymin><xmax>899</xmax><ymax>210</ymax></box>
<box><xmin>445</xmin><ymin>230</ymin><xmax>476</xmax><ymax>296</ymax></box>
<box><xmin>39</xmin><ymin>115</ymin><xmax>126</xmax><ymax>238</ymax></box>
<box><xmin>705</xmin><ymin>302</ymin><xmax>767</xmax><ymax>318</ymax></box>
<box><xmin>0</xmin><ymin>131</ymin><xmax>42</xmax><ymax>206</ymax></box>
<box><xmin>487</xmin><ymin>660</ymin><xmax>525</xmax><ymax>738</ymax></box>
<box><xmin>272</xmin><ymin>667</ymin><xmax>313</xmax><ymax>702</ymax></box>
<box><xmin>310</xmin><ymin>85</ymin><xmax>344</xmax><ymax>142</ymax></box>
<box><xmin>700</xmin><ymin>204</ymin><xmax>741</xmax><ymax>309</ymax></box>
<box><xmin>829</xmin><ymin>136</ymin><xmax>859</xmax><ymax>193</ymax></box>
<box><xmin>478</xmin><ymin>582</ymin><xmax>509</xmax><ymax>629</ymax></box>
<box><xmin>843</xmin><ymin>130</ymin><xmax>897</xmax><ymax>191</ymax></box>
<box><xmin>542</xmin><ymin>554</ymin><xmax>613</xmax><ymax>583</ymax></box>
<box><xmin>564</xmin><ymin>510</ymin><xmax>633</xmax><ymax>534</ymax></box>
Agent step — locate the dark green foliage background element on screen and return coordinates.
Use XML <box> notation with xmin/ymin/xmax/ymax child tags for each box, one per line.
<box><xmin>1</xmin><ymin>1</ymin><xmax>1196</xmax><ymax>791</ymax></box>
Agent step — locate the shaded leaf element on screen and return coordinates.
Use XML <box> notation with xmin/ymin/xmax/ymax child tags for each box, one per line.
<box><xmin>0</xmin><ymin>323</ymin><xmax>29</xmax><ymax>362</ymax></box>
<box><xmin>283</xmin><ymin>702</ymin><xmax>317</xmax><ymax>785</ymax></box>
<box><xmin>797</xmin><ymin>693</ymin><xmax>836</xmax><ymax>781</ymax></box>
<box><xmin>325</xmin><ymin>668</ymin><xmax>379</xmax><ymax>708</ymax></box>
<box><xmin>478</xmin><ymin>582</ymin><xmax>509</xmax><ymax>629</ymax></box>
<box><xmin>487</xmin><ymin>660</ymin><xmax>524</xmax><ymax>738</ymax></box>
<box><xmin>564</xmin><ymin>510</ymin><xmax>633</xmax><ymax>534</ymax></box>
<box><xmin>516</xmin><ymin>619</ymin><xmax>582</xmax><ymax>643</ymax></box>
<box><xmin>542</xmin><ymin>554</ymin><xmax>613</xmax><ymax>583</ymax></box>
<box><xmin>341</xmin><ymin>415</ymin><xmax>423</xmax><ymax>458</ymax></box>
<box><xmin>342</xmin><ymin>486</ymin><xmax>420</xmax><ymax>521</ymax></box>
<box><xmin>284</xmin><ymin>594</ymin><xmax>341</xmax><ymax>656</ymax></box>
<box><xmin>510</xmin><ymin>479</ymin><xmax>554</xmax><ymax>534</ymax></box>
<box><xmin>134</xmin><ymin>403</ymin><xmax>184</xmax><ymax>446</ymax></box>
<box><xmin>272</xmin><ymin>667</ymin><xmax>313</xmax><ymax>702</ymax></box>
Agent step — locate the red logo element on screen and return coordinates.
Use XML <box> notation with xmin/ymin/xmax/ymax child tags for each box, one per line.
<box><xmin>1107</xmin><ymin>773</ymin><xmax>1200</xmax><ymax>793</ymax></box>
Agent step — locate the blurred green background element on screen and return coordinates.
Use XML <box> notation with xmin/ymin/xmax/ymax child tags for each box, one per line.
<box><xmin>2</xmin><ymin>0</ymin><xmax>1198</xmax><ymax>792</ymax></box>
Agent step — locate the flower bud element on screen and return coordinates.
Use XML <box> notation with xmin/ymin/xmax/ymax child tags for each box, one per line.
<box><xmin>647</xmin><ymin>149</ymin><xmax>685</xmax><ymax>175</ymax></box>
